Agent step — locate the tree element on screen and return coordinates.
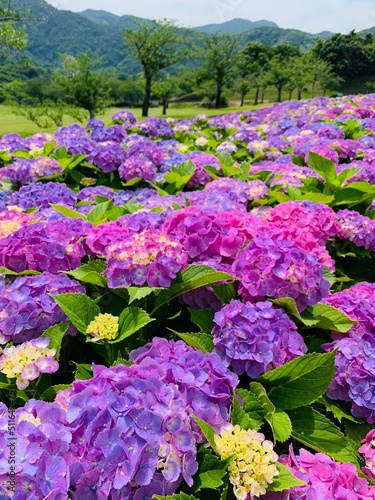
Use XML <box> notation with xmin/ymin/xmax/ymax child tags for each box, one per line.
<box><xmin>198</xmin><ymin>33</ymin><xmax>238</xmax><ymax>108</ymax></box>
<box><xmin>153</xmin><ymin>75</ymin><xmax>180</xmax><ymax>115</ymax></box>
<box><xmin>55</xmin><ymin>52</ymin><xmax>112</xmax><ymax>119</ymax></box>
<box><xmin>267</xmin><ymin>57</ymin><xmax>292</xmax><ymax>102</ymax></box>
<box><xmin>315</xmin><ymin>32</ymin><xmax>374</xmax><ymax>78</ymax></box>
<box><xmin>234</xmin><ymin>77</ymin><xmax>251</xmax><ymax>106</ymax></box>
<box><xmin>0</xmin><ymin>0</ymin><xmax>28</xmax><ymax>55</ymax></box>
<box><xmin>124</xmin><ymin>19</ymin><xmax>185</xmax><ymax>117</ymax></box>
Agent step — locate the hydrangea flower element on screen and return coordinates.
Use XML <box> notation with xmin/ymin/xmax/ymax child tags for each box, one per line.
<box><xmin>264</xmin><ymin>445</ymin><xmax>375</xmax><ymax>499</ymax></box>
<box><xmin>0</xmin><ymin>399</ymin><xmax>71</xmax><ymax>498</ymax></box>
<box><xmin>0</xmin><ymin>208</ymin><xmax>38</xmax><ymax>240</ymax></box>
<box><xmin>0</xmin><ymin>218</ymin><xmax>92</xmax><ymax>273</ymax></box>
<box><xmin>163</xmin><ymin>207</ymin><xmax>263</xmax><ymax>265</ymax></box>
<box><xmin>0</xmin><ymin>157</ymin><xmax>62</xmax><ymax>185</ymax></box>
<box><xmin>87</xmin><ymin>141</ymin><xmax>128</xmax><ymax>173</ymax></box>
<box><xmin>104</xmin><ymin>229</ymin><xmax>188</xmax><ymax>288</ymax></box>
<box><xmin>323</xmin><ymin>335</ymin><xmax>375</xmax><ymax>423</ymax></box>
<box><xmin>0</xmin><ymin>271</ymin><xmax>84</xmax><ymax>344</ymax></box>
<box><xmin>359</xmin><ymin>429</ymin><xmax>375</xmax><ymax>482</ymax></box>
<box><xmin>214</xmin><ymin>423</ymin><xmax>279</xmax><ymax>500</ymax></box>
<box><xmin>86</xmin><ymin>313</ymin><xmax>119</xmax><ymax>342</ymax></box>
<box><xmin>111</xmin><ymin>110</ymin><xmax>137</xmax><ymax>127</ymax></box>
<box><xmin>323</xmin><ymin>286</ymin><xmax>375</xmax><ymax>341</ymax></box>
<box><xmin>10</xmin><ymin>182</ymin><xmax>77</xmax><ymax>210</ymax></box>
<box><xmin>119</xmin><ymin>156</ymin><xmax>157</xmax><ymax>182</ymax></box>
<box><xmin>0</xmin><ymin>337</ymin><xmax>58</xmax><ymax>389</ymax></box>
<box><xmin>212</xmin><ymin>300</ymin><xmax>307</xmax><ymax>378</ymax></box>
<box><xmin>232</xmin><ymin>237</ymin><xmax>330</xmax><ymax>311</ymax></box>
<box><xmin>335</xmin><ymin>209</ymin><xmax>375</xmax><ymax>251</ymax></box>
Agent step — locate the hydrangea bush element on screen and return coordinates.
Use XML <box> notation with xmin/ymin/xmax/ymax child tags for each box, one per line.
<box><xmin>1</xmin><ymin>95</ymin><xmax>375</xmax><ymax>498</ymax></box>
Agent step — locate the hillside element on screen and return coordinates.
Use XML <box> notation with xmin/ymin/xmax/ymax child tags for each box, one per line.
<box><xmin>14</xmin><ymin>0</ymin><xmax>373</xmax><ymax>70</ymax></box>
<box><xmin>195</xmin><ymin>18</ymin><xmax>278</xmax><ymax>34</ymax></box>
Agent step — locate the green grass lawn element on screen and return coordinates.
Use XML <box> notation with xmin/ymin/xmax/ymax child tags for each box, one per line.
<box><xmin>0</xmin><ymin>103</ymin><xmax>269</xmax><ymax>138</ymax></box>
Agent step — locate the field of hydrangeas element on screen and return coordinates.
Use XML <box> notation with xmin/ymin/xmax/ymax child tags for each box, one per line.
<box><xmin>1</xmin><ymin>94</ymin><xmax>375</xmax><ymax>499</ymax></box>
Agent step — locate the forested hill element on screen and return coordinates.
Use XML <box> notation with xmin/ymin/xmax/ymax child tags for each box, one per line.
<box><xmin>15</xmin><ymin>0</ymin><xmax>344</xmax><ymax>69</ymax></box>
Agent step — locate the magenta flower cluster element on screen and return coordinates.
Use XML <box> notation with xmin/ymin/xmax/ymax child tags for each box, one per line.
<box><xmin>104</xmin><ymin>228</ymin><xmax>188</xmax><ymax>288</ymax></box>
<box><xmin>0</xmin><ymin>218</ymin><xmax>92</xmax><ymax>273</ymax></box>
<box><xmin>232</xmin><ymin>236</ymin><xmax>330</xmax><ymax>312</ymax></box>
<box><xmin>265</xmin><ymin>445</ymin><xmax>375</xmax><ymax>499</ymax></box>
<box><xmin>212</xmin><ymin>299</ymin><xmax>307</xmax><ymax>378</ymax></box>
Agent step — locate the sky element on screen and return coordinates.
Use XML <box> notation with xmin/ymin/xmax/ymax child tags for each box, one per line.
<box><xmin>46</xmin><ymin>0</ymin><xmax>375</xmax><ymax>34</ymax></box>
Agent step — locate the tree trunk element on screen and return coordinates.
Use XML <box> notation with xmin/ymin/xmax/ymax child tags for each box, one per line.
<box><xmin>277</xmin><ymin>86</ymin><xmax>282</xmax><ymax>102</ymax></box>
<box><xmin>89</xmin><ymin>90</ymin><xmax>95</xmax><ymax>119</ymax></box>
<box><xmin>297</xmin><ymin>87</ymin><xmax>302</xmax><ymax>100</ymax></box>
<box><xmin>288</xmin><ymin>89</ymin><xmax>293</xmax><ymax>100</ymax></box>
<box><xmin>240</xmin><ymin>93</ymin><xmax>245</xmax><ymax>107</ymax></box>
<box><xmin>142</xmin><ymin>75</ymin><xmax>152</xmax><ymax>117</ymax></box>
<box><xmin>254</xmin><ymin>86</ymin><xmax>260</xmax><ymax>106</ymax></box>
<box><xmin>215</xmin><ymin>76</ymin><xmax>223</xmax><ymax>109</ymax></box>
<box><xmin>162</xmin><ymin>98</ymin><xmax>168</xmax><ymax>115</ymax></box>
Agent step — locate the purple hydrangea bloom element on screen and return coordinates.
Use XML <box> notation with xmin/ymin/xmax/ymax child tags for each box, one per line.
<box><xmin>163</xmin><ymin>207</ymin><xmax>263</xmax><ymax>265</ymax></box>
<box><xmin>119</xmin><ymin>156</ymin><xmax>157</xmax><ymax>182</ymax></box>
<box><xmin>0</xmin><ymin>158</ymin><xmax>62</xmax><ymax>186</ymax></box>
<box><xmin>104</xmin><ymin>229</ymin><xmax>188</xmax><ymax>287</ymax></box>
<box><xmin>0</xmin><ymin>272</ymin><xmax>84</xmax><ymax>344</ymax></box>
<box><xmin>324</xmin><ymin>335</ymin><xmax>375</xmax><ymax>423</ymax></box>
<box><xmin>212</xmin><ymin>299</ymin><xmax>307</xmax><ymax>378</ymax></box>
<box><xmin>112</xmin><ymin>110</ymin><xmax>137</xmax><ymax>128</ymax></box>
<box><xmin>90</xmin><ymin>125</ymin><xmax>127</xmax><ymax>143</ymax></box>
<box><xmin>10</xmin><ymin>182</ymin><xmax>77</xmax><ymax>210</ymax></box>
<box><xmin>335</xmin><ymin>209</ymin><xmax>375</xmax><ymax>251</ymax></box>
<box><xmin>232</xmin><ymin>237</ymin><xmax>330</xmax><ymax>311</ymax></box>
<box><xmin>0</xmin><ymin>218</ymin><xmax>92</xmax><ymax>273</ymax></box>
<box><xmin>87</xmin><ymin>141</ymin><xmax>128</xmax><ymax>173</ymax></box>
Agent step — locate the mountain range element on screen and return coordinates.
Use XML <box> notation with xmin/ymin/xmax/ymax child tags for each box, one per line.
<box><xmin>14</xmin><ymin>0</ymin><xmax>349</xmax><ymax>70</ymax></box>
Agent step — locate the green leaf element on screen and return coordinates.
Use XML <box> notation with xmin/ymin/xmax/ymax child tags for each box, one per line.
<box><xmin>0</xmin><ymin>267</ymin><xmax>41</xmax><ymax>276</ymax></box>
<box><xmin>127</xmin><ymin>286</ymin><xmax>163</xmax><ymax>304</ymax></box>
<box><xmin>288</xmin><ymin>407</ymin><xmax>360</xmax><ymax>465</ymax></box>
<box><xmin>71</xmin><ymin>362</ymin><xmax>93</xmax><ymax>380</ymax></box>
<box><xmin>268</xmin><ymin>463</ymin><xmax>306</xmax><ymax>492</ymax></box>
<box><xmin>87</xmin><ymin>201</ymin><xmax>113</xmax><ymax>225</ymax></box>
<box><xmin>344</xmin><ymin>420</ymin><xmax>374</xmax><ymax>448</ymax></box>
<box><xmin>309</xmin><ymin>303</ymin><xmax>356</xmax><ymax>332</ymax></box>
<box><xmin>40</xmin><ymin>384</ymin><xmax>71</xmax><ymax>402</ymax></box>
<box><xmin>272</xmin><ymin>411</ymin><xmax>293</xmax><ymax>443</ymax></box>
<box><xmin>237</xmin><ymin>388</ymin><xmax>267</xmax><ymax>430</ymax></box>
<box><xmin>307</xmin><ymin>152</ymin><xmax>339</xmax><ymax>189</ymax></box>
<box><xmin>110</xmin><ymin>307</ymin><xmax>155</xmax><ymax>343</ymax></box>
<box><xmin>40</xmin><ymin>322</ymin><xmax>69</xmax><ymax>360</ymax></box>
<box><xmin>271</xmin><ymin>298</ymin><xmax>318</xmax><ymax>327</ymax></box>
<box><xmin>51</xmin><ymin>293</ymin><xmax>100</xmax><ymax>334</ymax></box>
<box><xmin>212</xmin><ymin>282</ymin><xmax>238</xmax><ymax>304</ymax></box>
<box><xmin>193</xmin><ymin>469</ymin><xmax>227</xmax><ymax>492</ymax></box>
<box><xmin>189</xmin><ymin>308</ymin><xmax>215</xmax><ymax>334</ymax></box>
<box><xmin>43</xmin><ymin>141</ymin><xmax>57</xmax><ymax>156</ymax></box>
<box><xmin>152</xmin><ymin>265</ymin><xmax>236</xmax><ymax>314</ymax></box>
<box><xmin>154</xmin><ymin>494</ymin><xmax>198</xmax><ymax>500</ymax></box>
<box><xmin>298</xmin><ymin>193</ymin><xmax>335</xmax><ymax>204</ymax></box>
<box><xmin>337</xmin><ymin>167</ymin><xmax>361</xmax><ymax>185</ymax></box>
<box><xmin>65</xmin><ymin>260</ymin><xmax>108</xmax><ymax>287</ymax></box>
<box><xmin>231</xmin><ymin>392</ymin><xmax>262</xmax><ymax>430</ymax></box>
<box><xmin>319</xmin><ymin>396</ymin><xmax>363</xmax><ymax>423</ymax></box>
<box><xmin>50</xmin><ymin>204</ymin><xmax>87</xmax><ymax>220</ymax></box>
<box><xmin>170</xmin><ymin>330</ymin><xmax>214</xmax><ymax>353</ymax></box>
<box><xmin>192</xmin><ymin>416</ymin><xmax>218</xmax><ymax>453</ymax></box>
<box><xmin>258</xmin><ymin>351</ymin><xmax>336</xmax><ymax>410</ymax></box>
